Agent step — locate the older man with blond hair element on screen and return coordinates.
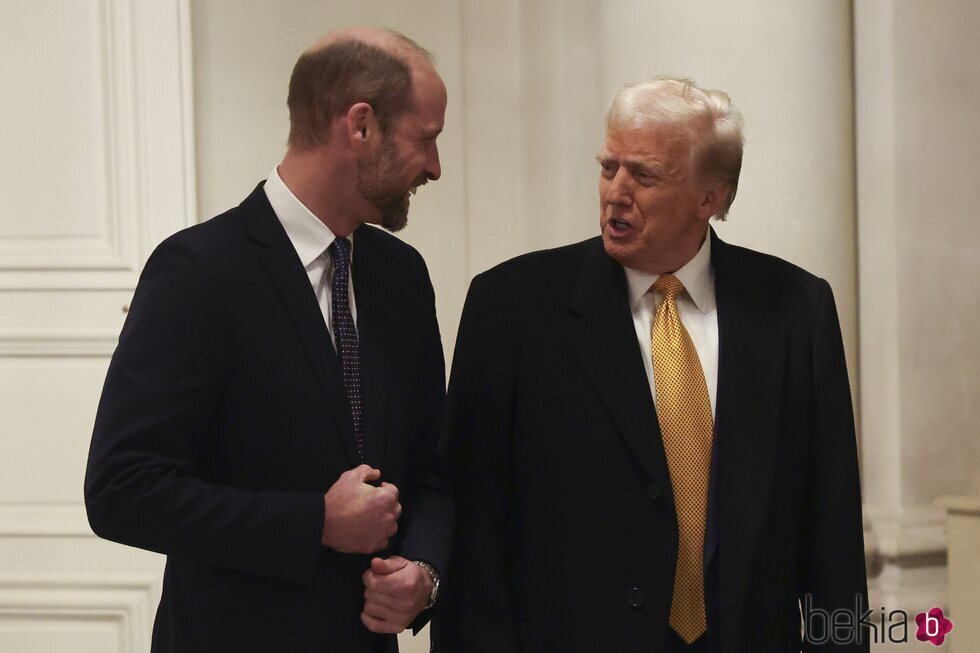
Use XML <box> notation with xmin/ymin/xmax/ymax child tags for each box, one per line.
<box><xmin>435</xmin><ymin>77</ymin><xmax>868</xmax><ymax>652</ymax></box>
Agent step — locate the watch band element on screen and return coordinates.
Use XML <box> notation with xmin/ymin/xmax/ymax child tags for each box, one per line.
<box><xmin>412</xmin><ymin>560</ymin><xmax>440</xmax><ymax>609</ymax></box>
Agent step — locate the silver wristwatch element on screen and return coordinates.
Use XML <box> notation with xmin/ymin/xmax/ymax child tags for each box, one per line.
<box><xmin>412</xmin><ymin>560</ymin><xmax>441</xmax><ymax>609</ymax></box>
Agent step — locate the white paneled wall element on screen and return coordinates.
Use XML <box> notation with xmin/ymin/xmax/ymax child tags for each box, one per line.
<box><xmin>0</xmin><ymin>0</ymin><xmax>192</xmax><ymax>651</ymax></box>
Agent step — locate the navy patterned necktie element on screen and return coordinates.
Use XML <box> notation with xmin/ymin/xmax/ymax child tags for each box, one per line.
<box><xmin>327</xmin><ymin>237</ymin><xmax>365</xmax><ymax>462</ymax></box>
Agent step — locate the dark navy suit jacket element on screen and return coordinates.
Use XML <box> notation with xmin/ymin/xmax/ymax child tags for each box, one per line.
<box><xmin>85</xmin><ymin>184</ymin><xmax>452</xmax><ymax>653</ymax></box>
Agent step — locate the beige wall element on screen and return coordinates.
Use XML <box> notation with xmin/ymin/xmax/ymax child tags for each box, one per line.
<box><xmin>891</xmin><ymin>0</ymin><xmax>980</xmax><ymax>506</ymax></box>
<box><xmin>856</xmin><ymin>0</ymin><xmax>980</xmax><ymax>625</ymax></box>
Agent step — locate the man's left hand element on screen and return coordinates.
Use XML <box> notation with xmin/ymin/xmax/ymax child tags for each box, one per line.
<box><xmin>361</xmin><ymin>555</ymin><xmax>433</xmax><ymax>634</ymax></box>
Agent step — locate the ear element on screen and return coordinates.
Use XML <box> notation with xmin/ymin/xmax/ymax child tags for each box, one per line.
<box><xmin>345</xmin><ymin>102</ymin><xmax>380</xmax><ymax>149</ymax></box>
<box><xmin>696</xmin><ymin>181</ymin><xmax>731</xmax><ymax>221</ymax></box>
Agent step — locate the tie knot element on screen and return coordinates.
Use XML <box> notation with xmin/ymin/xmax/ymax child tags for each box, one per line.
<box><xmin>328</xmin><ymin>237</ymin><xmax>351</xmax><ymax>267</ymax></box>
<box><xmin>653</xmin><ymin>274</ymin><xmax>685</xmax><ymax>300</ymax></box>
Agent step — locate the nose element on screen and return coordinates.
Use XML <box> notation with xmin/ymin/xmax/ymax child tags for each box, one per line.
<box><xmin>603</xmin><ymin>168</ymin><xmax>632</xmax><ymax>206</ymax></box>
<box><xmin>425</xmin><ymin>142</ymin><xmax>441</xmax><ymax>181</ymax></box>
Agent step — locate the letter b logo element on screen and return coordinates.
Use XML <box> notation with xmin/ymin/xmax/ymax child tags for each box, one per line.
<box><xmin>915</xmin><ymin>607</ymin><xmax>953</xmax><ymax>646</ymax></box>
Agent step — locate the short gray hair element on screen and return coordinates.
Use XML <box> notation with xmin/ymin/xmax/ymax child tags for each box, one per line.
<box><xmin>607</xmin><ymin>77</ymin><xmax>744</xmax><ymax>219</ymax></box>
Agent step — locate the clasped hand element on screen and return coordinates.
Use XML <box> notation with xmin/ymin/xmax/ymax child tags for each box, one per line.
<box><xmin>320</xmin><ymin>465</ymin><xmax>432</xmax><ymax>633</ymax></box>
<box><xmin>361</xmin><ymin>556</ymin><xmax>433</xmax><ymax>634</ymax></box>
<box><xmin>321</xmin><ymin>464</ymin><xmax>400</xmax><ymax>553</ymax></box>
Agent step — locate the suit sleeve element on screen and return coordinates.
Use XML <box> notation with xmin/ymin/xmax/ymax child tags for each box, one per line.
<box><xmin>799</xmin><ymin>279</ymin><xmax>870</xmax><ymax>652</ymax></box>
<box><xmin>432</xmin><ymin>271</ymin><xmax>520</xmax><ymax>652</ymax></box>
<box><xmin>84</xmin><ymin>237</ymin><xmax>324</xmax><ymax>584</ymax></box>
<box><xmin>395</xmin><ymin>256</ymin><xmax>454</xmax><ymax>629</ymax></box>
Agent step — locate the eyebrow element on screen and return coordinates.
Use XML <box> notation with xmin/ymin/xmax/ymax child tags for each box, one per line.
<box><xmin>596</xmin><ymin>152</ymin><xmax>670</xmax><ymax>173</ymax></box>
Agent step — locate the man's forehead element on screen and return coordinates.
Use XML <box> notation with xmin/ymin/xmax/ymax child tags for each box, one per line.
<box><xmin>601</xmin><ymin>126</ymin><xmax>688</xmax><ymax>161</ymax></box>
<box><xmin>412</xmin><ymin>64</ymin><xmax>446</xmax><ymax>97</ymax></box>
<box><xmin>392</xmin><ymin>109</ymin><xmax>443</xmax><ymax>137</ymax></box>
<box><xmin>599</xmin><ymin>141</ymin><xmax>664</xmax><ymax>164</ymax></box>
<box><xmin>410</xmin><ymin>69</ymin><xmax>447</xmax><ymax>121</ymax></box>
<box><xmin>396</xmin><ymin>86</ymin><xmax>445</xmax><ymax>137</ymax></box>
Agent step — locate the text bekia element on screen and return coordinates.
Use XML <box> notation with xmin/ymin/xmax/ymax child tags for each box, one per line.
<box><xmin>802</xmin><ymin>595</ymin><xmax>954</xmax><ymax>647</ymax></box>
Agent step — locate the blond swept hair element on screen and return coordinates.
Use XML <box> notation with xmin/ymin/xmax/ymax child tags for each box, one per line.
<box><xmin>607</xmin><ymin>77</ymin><xmax>744</xmax><ymax>219</ymax></box>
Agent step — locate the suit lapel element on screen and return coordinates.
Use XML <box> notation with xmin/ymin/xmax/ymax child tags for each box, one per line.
<box><xmin>711</xmin><ymin>230</ymin><xmax>787</xmax><ymax>647</ymax></box>
<box><xmin>352</xmin><ymin>227</ymin><xmax>388</xmax><ymax>470</ymax></box>
<box><xmin>241</xmin><ymin>185</ymin><xmax>358</xmax><ymax>467</ymax></box>
<box><xmin>564</xmin><ymin>239</ymin><xmax>673</xmax><ymax>495</ymax></box>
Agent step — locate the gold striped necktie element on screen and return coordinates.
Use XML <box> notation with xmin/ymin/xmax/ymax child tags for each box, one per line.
<box><xmin>651</xmin><ymin>274</ymin><xmax>713</xmax><ymax>644</ymax></box>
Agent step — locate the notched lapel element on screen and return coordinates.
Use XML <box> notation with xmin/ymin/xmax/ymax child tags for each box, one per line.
<box><xmin>564</xmin><ymin>240</ymin><xmax>672</xmax><ymax>493</ymax></box>
<box><xmin>243</xmin><ymin>186</ymin><xmax>358</xmax><ymax>467</ymax></box>
<box><xmin>711</xmin><ymin>233</ymin><xmax>788</xmax><ymax>645</ymax></box>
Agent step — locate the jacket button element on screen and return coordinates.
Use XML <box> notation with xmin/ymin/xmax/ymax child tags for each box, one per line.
<box><xmin>646</xmin><ymin>482</ymin><xmax>662</xmax><ymax>500</ymax></box>
<box><xmin>626</xmin><ymin>587</ymin><xmax>646</xmax><ymax>608</ymax></box>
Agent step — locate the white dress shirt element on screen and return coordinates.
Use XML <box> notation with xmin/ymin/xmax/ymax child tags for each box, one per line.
<box><xmin>623</xmin><ymin>232</ymin><xmax>718</xmax><ymax>418</ymax></box>
<box><xmin>263</xmin><ymin>166</ymin><xmax>357</xmax><ymax>344</ymax></box>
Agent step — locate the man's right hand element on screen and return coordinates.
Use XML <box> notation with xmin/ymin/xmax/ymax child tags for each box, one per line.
<box><xmin>322</xmin><ymin>465</ymin><xmax>401</xmax><ymax>554</ymax></box>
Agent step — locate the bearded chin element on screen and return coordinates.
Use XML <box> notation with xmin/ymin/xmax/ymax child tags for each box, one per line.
<box><xmin>356</xmin><ymin>142</ymin><xmax>410</xmax><ymax>233</ymax></box>
<box><xmin>380</xmin><ymin>205</ymin><xmax>409</xmax><ymax>232</ymax></box>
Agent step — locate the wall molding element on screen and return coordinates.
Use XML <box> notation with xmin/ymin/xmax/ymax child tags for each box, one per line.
<box><xmin>865</xmin><ymin>507</ymin><xmax>948</xmax><ymax>615</ymax></box>
<box><xmin>0</xmin><ymin>0</ymin><xmax>137</xmax><ymax>275</ymax></box>
<box><xmin>0</xmin><ymin>332</ymin><xmax>118</xmax><ymax>358</ymax></box>
<box><xmin>0</xmin><ymin>504</ymin><xmax>93</xmax><ymax>538</ymax></box>
<box><xmin>0</xmin><ymin>0</ymin><xmax>196</xmax><ymax>289</ymax></box>
<box><xmin>0</xmin><ymin>575</ymin><xmax>158</xmax><ymax>651</ymax></box>
<box><xmin>868</xmin><ymin>572</ymin><xmax>948</xmax><ymax>617</ymax></box>
<box><xmin>865</xmin><ymin>507</ymin><xmax>946</xmax><ymax>560</ymax></box>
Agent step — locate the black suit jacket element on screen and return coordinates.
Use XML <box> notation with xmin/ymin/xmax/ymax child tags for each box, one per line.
<box><xmin>85</xmin><ymin>184</ymin><xmax>452</xmax><ymax>653</ymax></box>
<box><xmin>433</xmin><ymin>231</ymin><xmax>868</xmax><ymax>653</ymax></box>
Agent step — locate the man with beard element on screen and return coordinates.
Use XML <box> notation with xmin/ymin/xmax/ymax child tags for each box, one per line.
<box><xmin>435</xmin><ymin>77</ymin><xmax>867</xmax><ymax>652</ymax></box>
<box><xmin>85</xmin><ymin>27</ymin><xmax>451</xmax><ymax>653</ymax></box>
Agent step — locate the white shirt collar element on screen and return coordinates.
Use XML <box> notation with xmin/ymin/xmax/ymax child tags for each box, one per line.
<box><xmin>263</xmin><ymin>166</ymin><xmax>349</xmax><ymax>266</ymax></box>
<box><xmin>623</xmin><ymin>229</ymin><xmax>715</xmax><ymax>313</ymax></box>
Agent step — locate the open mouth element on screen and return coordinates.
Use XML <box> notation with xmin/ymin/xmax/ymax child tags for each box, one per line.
<box><xmin>405</xmin><ymin>179</ymin><xmax>427</xmax><ymax>201</ymax></box>
<box><xmin>402</xmin><ymin>185</ymin><xmax>419</xmax><ymax>206</ymax></box>
<box><xmin>607</xmin><ymin>216</ymin><xmax>632</xmax><ymax>234</ymax></box>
